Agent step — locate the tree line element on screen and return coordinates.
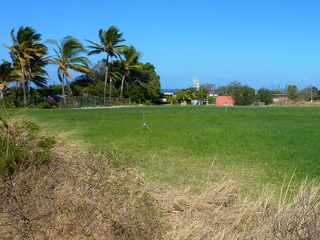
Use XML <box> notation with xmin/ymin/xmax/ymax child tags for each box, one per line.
<box><xmin>173</xmin><ymin>82</ymin><xmax>320</xmax><ymax>106</ymax></box>
<box><xmin>0</xmin><ymin>26</ymin><xmax>160</xmax><ymax>107</ymax></box>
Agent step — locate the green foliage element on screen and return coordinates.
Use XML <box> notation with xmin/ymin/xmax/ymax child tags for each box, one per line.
<box><xmin>0</xmin><ymin>60</ymin><xmax>14</xmax><ymax>84</ymax></box>
<box><xmin>257</xmin><ymin>88</ymin><xmax>273</xmax><ymax>105</ymax></box>
<box><xmin>223</xmin><ymin>82</ymin><xmax>256</xmax><ymax>106</ymax></box>
<box><xmin>118</xmin><ymin>46</ymin><xmax>142</xmax><ymax>98</ymax></box>
<box><xmin>208</xmin><ymin>96</ymin><xmax>216</xmax><ymax>104</ymax></box>
<box><xmin>287</xmin><ymin>84</ymin><xmax>299</xmax><ymax>100</ymax></box>
<box><xmin>48</xmin><ymin>36</ymin><xmax>91</xmax><ymax>106</ymax></box>
<box><xmin>128</xmin><ymin>85</ymin><xmax>147</xmax><ymax>103</ymax></box>
<box><xmin>166</xmin><ymin>95</ymin><xmax>177</xmax><ymax>104</ymax></box>
<box><xmin>1</xmin><ymin>25</ymin><xmax>161</xmax><ymax>108</ymax></box>
<box><xmin>7</xmin><ymin>26</ymin><xmax>48</xmax><ymax>105</ymax></box>
<box><xmin>88</xmin><ymin>26</ymin><xmax>127</xmax><ymax>104</ymax></box>
<box><xmin>0</xmin><ymin>94</ymin><xmax>17</xmax><ymax>108</ymax></box>
<box><xmin>87</xmin><ymin>26</ymin><xmax>126</xmax><ymax>58</ymax></box>
<box><xmin>118</xmin><ymin>62</ymin><xmax>161</xmax><ymax>103</ymax></box>
<box><xmin>176</xmin><ymin>88</ymin><xmax>196</xmax><ymax>103</ymax></box>
<box><xmin>37</xmin><ymin>101</ymin><xmax>54</xmax><ymax>109</ymax></box>
<box><xmin>197</xmin><ymin>88</ymin><xmax>207</xmax><ymax>100</ymax></box>
<box><xmin>175</xmin><ymin>87</ymin><xmax>209</xmax><ymax>104</ymax></box>
<box><xmin>0</xmin><ymin>119</ymin><xmax>55</xmax><ymax>175</ymax></box>
<box><xmin>77</xmin><ymin>60</ymin><xmax>161</xmax><ymax>104</ymax></box>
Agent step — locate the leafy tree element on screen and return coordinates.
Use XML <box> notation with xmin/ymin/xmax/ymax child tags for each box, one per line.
<box><xmin>224</xmin><ymin>82</ymin><xmax>256</xmax><ymax>106</ymax></box>
<box><xmin>6</xmin><ymin>26</ymin><xmax>48</xmax><ymax>105</ymax></box>
<box><xmin>36</xmin><ymin>84</ymin><xmax>62</xmax><ymax>97</ymax></box>
<box><xmin>48</xmin><ymin>36</ymin><xmax>91</xmax><ymax>106</ymax></box>
<box><xmin>287</xmin><ymin>84</ymin><xmax>299</xmax><ymax>101</ymax></box>
<box><xmin>257</xmin><ymin>88</ymin><xmax>273</xmax><ymax>105</ymax></box>
<box><xmin>0</xmin><ymin>60</ymin><xmax>14</xmax><ymax>99</ymax></box>
<box><xmin>197</xmin><ymin>88</ymin><xmax>207</xmax><ymax>100</ymax></box>
<box><xmin>87</xmin><ymin>26</ymin><xmax>126</xmax><ymax>105</ymax></box>
<box><xmin>208</xmin><ymin>96</ymin><xmax>216</xmax><ymax>104</ymax></box>
<box><xmin>128</xmin><ymin>85</ymin><xmax>147</xmax><ymax>103</ymax></box>
<box><xmin>127</xmin><ymin>63</ymin><xmax>160</xmax><ymax>103</ymax></box>
<box><xmin>176</xmin><ymin>88</ymin><xmax>195</xmax><ymax>103</ymax></box>
<box><xmin>83</xmin><ymin>60</ymin><xmax>159</xmax><ymax>103</ymax></box>
<box><xmin>175</xmin><ymin>87</ymin><xmax>207</xmax><ymax>104</ymax></box>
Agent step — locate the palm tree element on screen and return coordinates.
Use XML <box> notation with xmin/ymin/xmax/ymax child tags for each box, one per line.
<box><xmin>0</xmin><ymin>60</ymin><xmax>13</xmax><ymax>99</ymax></box>
<box><xmin>119</xmin><ymin>46</ymin><xmax>141</xmax><ymax>99</ymax></box>
<box><xmin>48</xmin><ymin>36</ymin><xmax>91</xmax><ymax>106</ymax></box>
<box><xmin>87</xmin><ymin>26</ymin><xmax>126</xmax><ymax>105</ymax></box>
<box><xmin>6</xmin><ymin>26</ymin><xmax>48</xmax><ymax>106</ymax></box>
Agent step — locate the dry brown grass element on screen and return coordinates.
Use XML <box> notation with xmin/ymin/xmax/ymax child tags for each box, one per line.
<box><xmin>152</xmin><ymin>181</ymin><xmax>320</xmax><ymax>240</ymax></box>
<box><xmin>0</xmin><ymin>129</ymin><xmax>164</xmax><ymax>239</ymax></box>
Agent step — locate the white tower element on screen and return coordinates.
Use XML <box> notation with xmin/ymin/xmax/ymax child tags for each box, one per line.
<box><xmin>194</xmin><ymin>79</ymin><xmax>200</xmax><ymax>91</ymax></box>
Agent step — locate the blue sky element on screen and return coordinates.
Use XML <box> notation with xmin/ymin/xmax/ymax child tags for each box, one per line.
<box><xmin>1</xmin><ymin>0</ymin><xmax>320</xmax><ymax>89</ymax></box>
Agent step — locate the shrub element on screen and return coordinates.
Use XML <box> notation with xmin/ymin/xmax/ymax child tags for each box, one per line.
<box><xmin>0</xmin><ymin>118</ymin><xmax>55</xmax><ymax>175</ymax></box>
<box><xmin>221</xmin><ymin>82</ymin><xmax>256</xmax><ymax>105</ymax></box>
<box><xmin>37</xmin><ymin>101</ymin><xmax>55</xmax><ymax>109</ymax></box>
<box><xmin>257</xmin><ymin>88</ymin><xmax>273</xmax><ymax>105</ymax></box>
<box><xmin>208</xmin><ymin>96</ymin><xmax>216</xmax><ymax>104</ymax></box>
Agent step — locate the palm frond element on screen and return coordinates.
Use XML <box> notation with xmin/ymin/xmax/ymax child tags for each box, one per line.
<box><xmin>87</xmin><ymin>26</ymin><xmax>127</xmax><ymax>60</ymax></box>
<box><xmin>62</xmin><ymin>36</ymin><xmax>86</xmax><ymax>58</ymax></box>
<box><xmin>69</xmin><ymin>64</ymin><xmax>91</xmax><ymax>74</ymax></box>
<box><xmin>8</xmin><ymin>26</ymin><xmax>48</xmax><ymax>89</ymax></box>
<box><xmin>69</xmin><ymin>56</ymin><xmax>91</xmax><ymax>66</ymax></box>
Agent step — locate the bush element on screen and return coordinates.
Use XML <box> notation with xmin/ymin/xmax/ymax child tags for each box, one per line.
<box><xmin>0</xmin><ymin>118</ymin><xmax>55</xmax><ymax>175</ymax></box>
<box><xmin>0</xmin><ymin>95</ymin><xmax>19</xmax><ymax>108</ymax></box>
<box><xmin>37</xmin><ymin>101</ymin><xmax>55</xmax><ymax>109</ymax></box>
<box><xmin>224</xmin><ymin>82</ymin><xmax>256</xmax><ymax>106</ymax></box>
<box><xmin>208</xmin><ymin>96</ymin><xmax>216</xmax><ymax>104</ymax></box>
<box><xmin>257</xmin><ymin>88</ymin><xmax>273</xmax><ymax>105</ymax></box>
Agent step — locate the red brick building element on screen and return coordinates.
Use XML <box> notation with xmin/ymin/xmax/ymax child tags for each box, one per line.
<box><xmin>216</xmin><ymin>96</ymin><xmax>235</xmax><ymax>107</ymax></box>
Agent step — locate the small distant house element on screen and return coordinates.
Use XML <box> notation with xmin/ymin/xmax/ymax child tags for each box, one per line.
<box><xmin>160</xmin><ymin>90</ymin><xmax>176</xmax><ymax>103</ymax></box>
<box><xmin>216</xmin><ymin>96</ymin><xmax>235</xmax><ymax>107</ymax></box>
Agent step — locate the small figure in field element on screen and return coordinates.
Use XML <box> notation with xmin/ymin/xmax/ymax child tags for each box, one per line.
<box><xmin>142</xmin><ymin>112</ymin><xmax>150</xmax><ymax>129</ymax></box>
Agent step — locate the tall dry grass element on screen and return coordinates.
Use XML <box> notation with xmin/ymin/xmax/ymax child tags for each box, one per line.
<box><xmin>154</xmin><ymin>181</ymin><xmax>320</xmax><ymax>240</ymax></box>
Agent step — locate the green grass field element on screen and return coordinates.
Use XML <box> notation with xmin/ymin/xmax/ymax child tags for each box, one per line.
<box><xmin>22</xmin><ymin>106</ymin><xmax>320</xmax><ymax>191</ymax></box>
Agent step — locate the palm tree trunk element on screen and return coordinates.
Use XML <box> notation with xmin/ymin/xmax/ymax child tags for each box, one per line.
<box><xmin>65</xmin><ymin>77</ymin><xmax>73</xmax><ymax>107</ymax></box>
<box><xmin>27</xmin><ymin>81</ymin><xmax>31</xmax><ymax>99</ymax></box>
<box><xmin>120</xmin><ymin>74</ymin><xmax>126</xmax><ymax>99</ymax></box>
<box><xmin>104</xmin><ymin>65</ymin><xmax>108</xmax><ymax>105</ymax></box>
<box><xmin>109</xmin><ymin>76</ymin><xmax>112</xmax><ymax>105</ymax></box>
<box><xmin>104</xmin><ymin>56</ymin><xmax>110</xmax><ymax>105</ymax></box>
<box><xmin>65</xmin><ymin>76</ymin><xmax>73</xmax><ymax>96</ymax></box>
<box><xmin>22</xmin><ymin>81</ymin><xmax>27</xmax><ymax>106</ymax></box>
<box><xmin>61</xmin><ymin>77</ymin><xmax>67</xmax><ymax>107</ymax></box>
